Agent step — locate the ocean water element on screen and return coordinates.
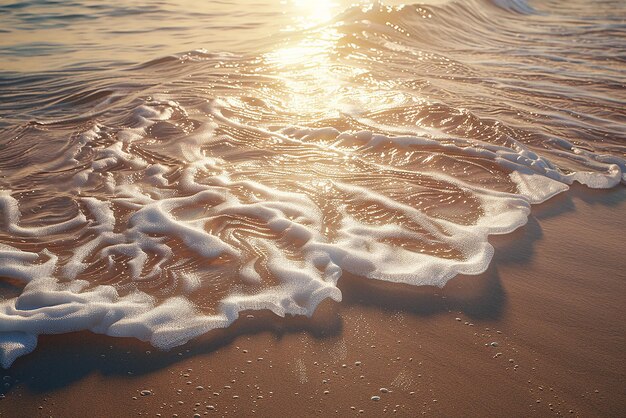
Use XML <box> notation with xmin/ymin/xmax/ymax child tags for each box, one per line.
<box><xmin>0</xmin><ymin>0</ymin><xmax>624</xmax><ymax>367</ymax></box>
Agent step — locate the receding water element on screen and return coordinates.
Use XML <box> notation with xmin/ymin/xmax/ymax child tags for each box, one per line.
<box><xmin>0</xmin><ymin>0</ymin><xmax>624</xmax><ymax>367</ymax></box>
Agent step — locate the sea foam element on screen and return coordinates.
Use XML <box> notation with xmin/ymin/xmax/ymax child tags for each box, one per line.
<box><xmin>0</xmin><ymin>96</ymin><xmax>623</xmax><ymax>368</ymax></box>
<box><xmin>1</xmin><ymin>0</ymin><xmax>625</xmax><ymax>367</ymax></box>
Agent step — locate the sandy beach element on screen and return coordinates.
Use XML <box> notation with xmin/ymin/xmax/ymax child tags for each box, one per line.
<box><xmin>1</xmin><ymin>184</ymin><xmax>623</xmax><ymax>417</ymax></box>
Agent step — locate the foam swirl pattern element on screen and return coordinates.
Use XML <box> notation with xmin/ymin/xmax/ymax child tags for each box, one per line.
<box><xmin>0</xmin><ymin>0</ymin><xmax>624</xmax><ymax>367</ymax></box>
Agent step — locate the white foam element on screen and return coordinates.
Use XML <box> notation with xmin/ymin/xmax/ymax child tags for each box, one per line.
<box><xmin>0</xmin><ymin>192</ymin><xmax>86</xmax><ymax>237</ymax></box>
<box><xmin>509</xmin><ymin>171</ymin><xmax>569</xmax><ymax>204</ymax></box>
<box><xmin>0</xmin><ymin>332</ymin><xmax>38</xmax><ymax>369</ymax></box>
<box><xmin>0</xmin><ymin>246</ymin><xmax>57</xmax><ymax>284</ymax></box>
<box><xmin>1</xmin><ymin>97</ymin><xmax>624</xmax><ymax>368</ymax></box>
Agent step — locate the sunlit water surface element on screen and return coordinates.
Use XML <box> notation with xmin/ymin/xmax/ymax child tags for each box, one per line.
<box><xmin>0</xmin><ymin>0</ymin><xmax>624</xmax><ymax>367</ymax></box>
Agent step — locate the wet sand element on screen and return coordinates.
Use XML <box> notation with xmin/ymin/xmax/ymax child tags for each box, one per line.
<box><xmin>1</xmin><ymin>184</ymin><xmax>624</xmax><ymax>417</ymax></box>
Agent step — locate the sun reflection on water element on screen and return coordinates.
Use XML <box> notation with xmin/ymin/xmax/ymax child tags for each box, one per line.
<box><xmin>287</xmin><ymin>0</ymin><xmax>340</xmax><ymax>28</ymax></box>
<box><xmin>263</xmin><ymin>28</ymin><xmax>344</xmax><ymax>117</ymax></box>
<box><xmin>260</xmin><ymin>1</ymin><xmax>419</xmax><ymax>127</ymax></box>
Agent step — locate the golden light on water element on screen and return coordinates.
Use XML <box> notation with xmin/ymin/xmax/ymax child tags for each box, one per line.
<box><xmin>265</xmin><ymin>1</ymin><xmax>356</xmax><ymax>118</ymax></box>
<box><xmin>263</xmin><ymin>27</ymin><xmax>346</xmax><ymax>117</ymax></box>
<box><xmin>259</xmin><ymin>1</ymin><xmax>426</xmax><ymax>123</ymax></box>
<box><xmin>263</xmin><ymin>33</ymin><xmax>409</xmax><ymax>123</ymax></box>
<box><xmin>289</xmin><ymin>0</ymin><xmax>339</xmax><ymax>28</ymax></box>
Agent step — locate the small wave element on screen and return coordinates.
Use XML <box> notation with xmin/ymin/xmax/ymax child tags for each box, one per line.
<box><xmin>0</xmin><ymin>0</ymin><xmax>625</xmax><ymax>367</ymax></box>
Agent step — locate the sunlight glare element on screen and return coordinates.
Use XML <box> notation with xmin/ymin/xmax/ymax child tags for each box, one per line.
<box><xmin>290</xmin><ymin>0</ymin><xmax>339</xmax><ymax>28</ymax></box>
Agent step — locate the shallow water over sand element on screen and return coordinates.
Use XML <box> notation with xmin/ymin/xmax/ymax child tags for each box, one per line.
<box><xmin>0</xmin><ymin>0</ymin><xmax>624</xmax><ymax>366</ymax></box>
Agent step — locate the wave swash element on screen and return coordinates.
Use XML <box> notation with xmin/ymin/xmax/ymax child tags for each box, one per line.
<box><xmin>0</xmin><ymin>0</ymin><xmax>625</xmax><ymax>367</ymax></box>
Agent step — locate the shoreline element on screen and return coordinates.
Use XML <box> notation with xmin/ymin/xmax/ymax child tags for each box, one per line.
<box><xmin>1</xmin><ymin>184</ymin><xmax>625</xmax><ymax>417</ymax></box>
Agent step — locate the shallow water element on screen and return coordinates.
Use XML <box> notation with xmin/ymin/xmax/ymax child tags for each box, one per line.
<box><xmin>0</xmin><ymin>0</ymin><xmax>624</xmax><ymax>367</ymax></box>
